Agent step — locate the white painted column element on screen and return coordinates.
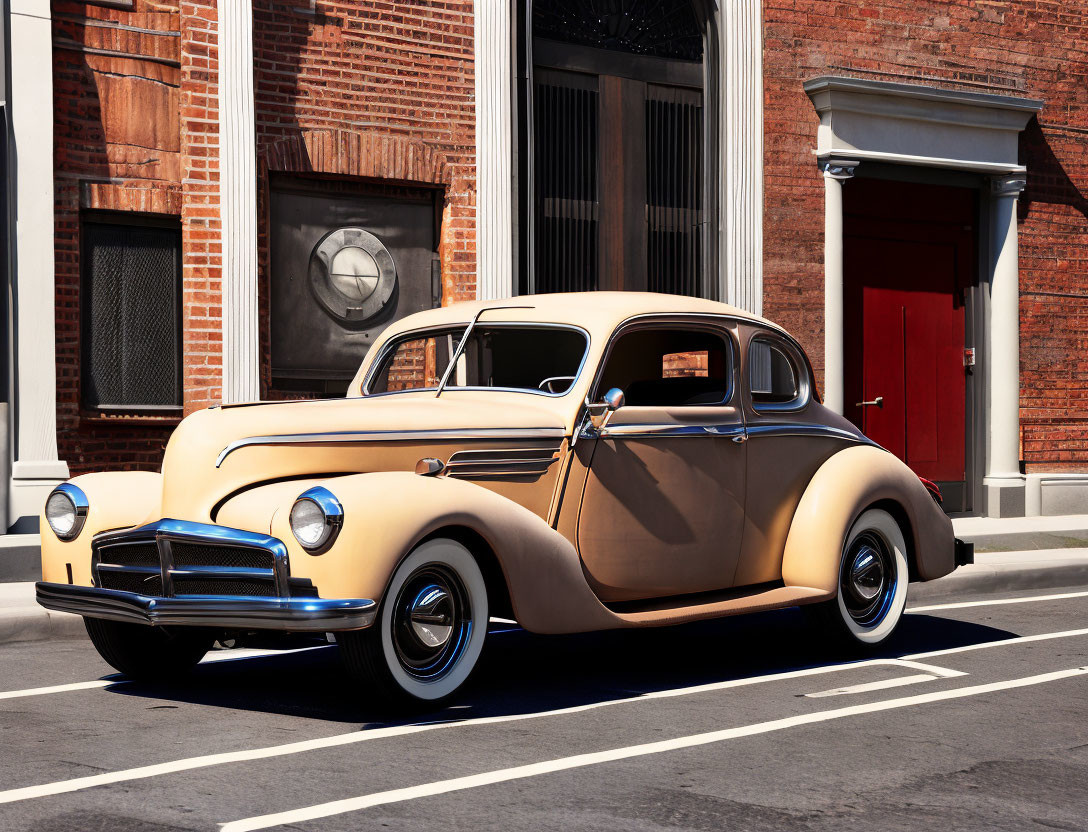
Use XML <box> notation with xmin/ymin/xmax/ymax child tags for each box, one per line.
<box><xmin>820</xmin><ymin>159</ymin><xmax>856</xmax><ymax>415</ymax></box>
<box><xmin>473</xmin><ymin>1</ymin><xmax>514</xmax><ymax>300</ymax></box>
<box><xmin>218</xmin><ymin>0</ymin><xmax>260</xmax><ymax>402</ymax></box>
<box><xmin>7</xmin><ymin>0</ymin><xmax>69</xmax><ymax>527</ymax></box>
<box><xmin>985</xmin><ymin>175</ymin><xmax>1027</xmax><ymax>499</ymax></box>
<box><xmin>720</xmin><ymin>0</ymin><xmax>764</xmax><ymax>314</ymax></box>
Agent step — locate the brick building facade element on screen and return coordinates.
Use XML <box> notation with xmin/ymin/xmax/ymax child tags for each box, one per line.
<box><xmin>7</xmin><ymin>0</ymin><xmax>1085</xmax><ymax>527</ymax></box>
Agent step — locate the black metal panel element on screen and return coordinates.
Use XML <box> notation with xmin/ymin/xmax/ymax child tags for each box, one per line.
<box><xmin>81</xmin><ymin>221</ymin><xmax>181</xmax><ymax>409</ymax></box>
<box><xmin>534</xmin><ymin>70</ymin><xmax>599</xmax><ymax>293</ymax></box>
<box><xmin>646</xmin><ymin>86</ymin><xmax>703</xmax><ymax>297</ymax></box>
<box><xmin>170</xmin><ymin>543</ymin><xmax>275</xmax><ymax>571</ymax></box>
<box><xmin>269</xmin><ymin>176</ymin><xmax>440</xmax><ymax>394</ymax></box>
<box><xmin>533</xmin><ymin>0</ymin><xmax>703</xmax><ymax>61</ymax></box>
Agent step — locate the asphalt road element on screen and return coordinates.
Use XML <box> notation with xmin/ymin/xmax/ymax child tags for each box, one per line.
<box><xmin>0</xmin><ymin>577</ymin><xmax>1086</xmax><ymax>832</ymax></box>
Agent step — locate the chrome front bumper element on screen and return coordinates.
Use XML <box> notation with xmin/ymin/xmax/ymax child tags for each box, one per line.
<box><xmin>35</xmin><ymin>582</ymin><xmax>377</xmax><ymax>631</ymax></box>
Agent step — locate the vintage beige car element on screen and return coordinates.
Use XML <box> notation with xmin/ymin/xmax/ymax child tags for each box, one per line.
<box><xmin>36</xmin><ymin>292</ymin><xmax>971</xmax><ymax>704</ymax></box>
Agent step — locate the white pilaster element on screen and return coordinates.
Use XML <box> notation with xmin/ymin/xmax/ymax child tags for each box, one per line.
<box><xmin>473</xmin><ymin>1</ymin><xmax>514</xmax><ymax>300</ymax></box>
<box><xmin>820</xmin><ymin>159</ymin><xmax>856</xmax><ymax>416</ymax></box>
<box><xmin>720</xmin><ymin>0</ymin><xmax>764</xmax><ymax>314</ymax></box>
<box><xmin>218</xmin><ymin>0</ymin><xmax>260</xmax><ymax>402</ymax></box>
<box><xmin>984</xmin><ymin>174</ymin><xmax>1027</xmax><ymax>513</ymax></box>
<box><xmin>8</xmin><ymin>0</ymin><xmax>68</xmax><ymax>527</ymax></box>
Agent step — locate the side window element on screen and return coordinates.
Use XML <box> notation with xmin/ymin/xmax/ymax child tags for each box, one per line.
<box><xmin>597</xmin><ymin>327</ymin><xmax>732</xmax><ymax>406</ymax></box>
<box><xmin>749</xmin><ymin>336</ymin><xmax>801</xmax><ymax>406</ymax></box>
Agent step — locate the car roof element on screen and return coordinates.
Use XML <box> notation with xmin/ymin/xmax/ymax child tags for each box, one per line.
<box><xmin>377</xmin><ymin>291</ymin><xmax>782</xmax><ymax>342</ymax></box>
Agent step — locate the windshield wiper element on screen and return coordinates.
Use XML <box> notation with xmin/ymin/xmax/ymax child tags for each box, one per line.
<box><xmin>434</xmin><ymin>305</ymin><xmax>534</xmax><ymax>398</ymax></box>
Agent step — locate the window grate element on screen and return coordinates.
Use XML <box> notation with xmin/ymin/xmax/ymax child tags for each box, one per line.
<box><xmin>82</xmin><ymin>221</ymin><xmax>182</xmax><ymax>409</ymax></box>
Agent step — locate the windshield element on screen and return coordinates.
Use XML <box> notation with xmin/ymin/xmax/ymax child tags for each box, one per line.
<box><xmin>366</xmin><ymin>325</ymin><xmax>588</xmax><ymax>395</ymax></box>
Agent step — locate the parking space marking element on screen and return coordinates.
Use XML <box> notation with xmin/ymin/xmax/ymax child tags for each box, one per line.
<box><xmin>908</xmin><ymin>590</ymin><xmax>1088</xmax><ymax>613</ymax></box>
<box><xmin>0</xmin><ymin>680</ymin><xmax>112</xmax><ymax>701</ymax></box>
<box><xmin>803</xmin><ymin>673</ymin><xmax>939</xmax><ymax>698</ymax></box>
<box><xmin>219</xmin><ymin>665</ymin><xmax>1088</xmax><ymax>832</ymax></box>
<box><xmin>0</xmin><ymin>656</ymin><xmax>971</xmax><ymax>806</ymax></box>
<box><xmin>0</xmin><ymin>647</ymin><xmax>329</xmax><ymax>702</ymax></box>
<box><xmin>903</xmin><ymin>627</ymin><xmax>1088</xmax><ymax>660</ymax></box>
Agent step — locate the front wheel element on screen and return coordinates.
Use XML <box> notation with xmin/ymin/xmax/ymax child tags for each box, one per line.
<box><xmin>339</xmin><ymin>538</ymin><xmax>489</xmax><ymax>707</ymax></box>
<box><xmin>84</xmin><ymin>617</ymin><xmax>214</xmax><ymax>680</ymax></box>
<box><xmin>803</xmin><ymin>508</ymin><xmax>909</xmax><ymax>647</ymax></box>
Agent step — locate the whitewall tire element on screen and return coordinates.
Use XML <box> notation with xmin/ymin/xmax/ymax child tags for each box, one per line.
<box><xmin>340</xmin><ymin>538</ymin><xmax>489</xmax><ymax>705</ymax></box>
<box><xmin>805</xmin><ymin>508</ymin><xmax>909</xmax><ymax>647</ymax></box>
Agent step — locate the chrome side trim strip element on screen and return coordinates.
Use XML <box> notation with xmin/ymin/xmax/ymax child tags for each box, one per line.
<box><xmin>591</xmin><ymin>423</ymin><xmax>746</xmax><ymax>440</ymax></box>
<box><xmin>36</xmin><ymin>582</ymin><xmax>377</xmax><ymax>632</ymax></box>
<box><xmin>745</xmin><ymin>423</ymin><xmax>871</xmax><ymax>443</ymax></box>
<box><xmin>215</xmin><ymin>428</ymin><xmax>568</xmax><ymax>468</ymax></box>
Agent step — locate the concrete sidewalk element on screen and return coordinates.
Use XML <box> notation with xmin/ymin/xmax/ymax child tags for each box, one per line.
<box><xmin>952</xmin><ymin>514</ymin><xmax>1088</xmax><ymax>552</ymax></box>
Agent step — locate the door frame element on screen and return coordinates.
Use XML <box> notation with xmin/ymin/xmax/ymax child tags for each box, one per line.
<box><xmin>846</xmin><ymin>163</ymin><xmax>986</xmax><ymax>515</ymax></box>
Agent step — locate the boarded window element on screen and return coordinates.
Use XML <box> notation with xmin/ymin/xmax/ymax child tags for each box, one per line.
<box><xmin>81</xmin><ymin>220</ymin><xmax>181</xmax><ymax>410</ymax></box>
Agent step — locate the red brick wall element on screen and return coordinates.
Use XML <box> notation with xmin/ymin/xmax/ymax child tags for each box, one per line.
<box><xmin>52</xmin><ymin>0</ymin><xmax>184</xmax><ymax>474</ymax></box>
<box><xmin>53</xmin><ymin>0</ymin><xmax>476</xmax><ymax>472</ymax></box>
<box><xmin>250</xmin><ymin>1</ymin><xmax>476</xmax><ymax>398</ymax></box>
<box><xmin>763</xmin><ymin>0</ymin><xmax>1088</xmax><ymax>472</ymax></box>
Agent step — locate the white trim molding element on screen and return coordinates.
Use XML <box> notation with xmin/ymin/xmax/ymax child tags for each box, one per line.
<box><xmin>7</xmin><ymin>0</ymin><xmax>69</xmax><ymax>526</ymax></box>
<box><xmin>218</xmin><ymin>0</ymin><xmax>260</xmax><ymax>402</ymax></box>
<box><xmin>720</xmin><ymin>0</ymin><xmax>764</xmax><ymax>315</ymax></box>
<box><xmin>473</xmin><ymin>1</ymin><xmax>515</xmax><ymax>301</ymax></box>
<box><xmin>805</xmin><ymin>76</ymin><xmax>1043</xmax><ymax>517</ymax></box>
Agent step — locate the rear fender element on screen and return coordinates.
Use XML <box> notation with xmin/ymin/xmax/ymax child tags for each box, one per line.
<box><xmin>781</xmin><ymin>445</ymin><xmax>955</xmax><ymax>594</ymax></box>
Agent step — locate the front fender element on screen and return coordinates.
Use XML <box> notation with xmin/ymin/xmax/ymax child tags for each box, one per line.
<box><xmin>781</xmin><ymin>445</ymin><xmax>955</xmax><ymax>594</ymax></box>
<box><xmin>263</xmin><ymin>472</ymin><xmax>617</xmax><ymax>635</ymax></box>
<box><xmin>40</xmin><ymin>471</ymin><xmax>163</xmax><ymax>585</ymax></box>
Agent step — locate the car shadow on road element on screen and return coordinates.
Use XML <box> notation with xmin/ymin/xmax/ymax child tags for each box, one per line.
<box><xmin>101</xmin><ymin>606</ymin><xmax>1016</xmax><ymax>726</ymax></box>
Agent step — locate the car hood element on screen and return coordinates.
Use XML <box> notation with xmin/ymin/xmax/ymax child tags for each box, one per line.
<box><xmin>159</xmin><ymin>393</ymin><xmax>571</xmax><ymax>521</ymax></box>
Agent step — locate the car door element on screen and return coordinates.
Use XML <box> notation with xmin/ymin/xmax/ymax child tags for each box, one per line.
<box><xmin>576</xmin><ymin>320</ymin><xmax>747</xmax><ymax>603</ymax></box>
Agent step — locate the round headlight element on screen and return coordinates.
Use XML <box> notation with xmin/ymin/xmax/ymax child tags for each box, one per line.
<box><xmin>45</xmin><ymin>485</ymin><xmax>88</xmax><ymax>541</ymax></box>
<box><xmin>290</xmin><ymin>499</ymin><xmax>328</xmax><ymax>549</ymax></box>
<box><xmin>289</xmin><ymin>487</ymin><xmax>343</xmax><ymax>554</ymax></box>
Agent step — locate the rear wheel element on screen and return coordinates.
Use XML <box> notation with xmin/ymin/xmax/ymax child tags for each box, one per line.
<box><xmin>339</xmin><ymin>538</ymin><xmax>489</xmax><ymax>707</ymax></box>
<box><xmin>803</xmin><ymin>508</ymin><xmax>909</xmax><ymax>647</ymax></box>
<box><xmin>84</xmin><ymin>617</ymin><xmax>214</xmax><ymax>679</ymax></box>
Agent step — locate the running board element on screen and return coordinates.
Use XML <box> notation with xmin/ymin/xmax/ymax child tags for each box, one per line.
<box><xmin>610</xmin><ymin>585</ymin><xmax>833</xmax><ymax>628</ymax></box>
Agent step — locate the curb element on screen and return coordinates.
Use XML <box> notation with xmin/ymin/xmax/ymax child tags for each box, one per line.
<box><xmin>907</xmin><ymin>549</ymin><xmax>1088</xmax><ymax>604</ymax></box>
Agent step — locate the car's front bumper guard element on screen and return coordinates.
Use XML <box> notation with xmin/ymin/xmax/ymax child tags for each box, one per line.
<box><xmin>35</xmin><ymin>582</ymin><xmax>377</xmax><ymax>632</ymax></box>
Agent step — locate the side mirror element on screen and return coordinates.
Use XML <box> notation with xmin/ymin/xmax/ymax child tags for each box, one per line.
<box><xmin>586</xmin><ymin>387</ymin><xmax>625</xmax><ymax>430</ymax></box>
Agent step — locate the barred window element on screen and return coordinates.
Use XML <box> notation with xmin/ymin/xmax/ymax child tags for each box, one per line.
<box><xmin>81</xmin><ymin>219</ymin><xmax>182</xmax><ymax>410</ymax></box>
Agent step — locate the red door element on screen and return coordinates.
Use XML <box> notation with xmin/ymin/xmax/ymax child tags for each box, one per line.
<box><xmin>844</xmin><ymin>180</ymin><xmax>975</xmax><ymax>508</ymax></box>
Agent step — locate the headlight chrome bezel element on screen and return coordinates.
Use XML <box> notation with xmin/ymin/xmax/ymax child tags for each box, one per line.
<box><xmin>289</xmin><ymin>486</ymin><xmax>343</xmax><ymax>555</ymax></box>
<box><xmin>45</xmin><ymin>483</ymin><xmax>89</xmax><ymax>541</ymax></box>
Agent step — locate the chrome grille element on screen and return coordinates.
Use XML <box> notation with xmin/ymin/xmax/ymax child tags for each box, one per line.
<box><xmin>92</xmin><ymin>523</ymin><xmax>291</xmax><ymax>599</ymax></box>
<box><xmin>170</xmin><ymin>543</ymin><xmax>275</xmax><ymax>571</ymax></box>
<box><xmin>173</xmin><ymin>577</ymin><xmax>278</xmax><ymax>598</ymax></box>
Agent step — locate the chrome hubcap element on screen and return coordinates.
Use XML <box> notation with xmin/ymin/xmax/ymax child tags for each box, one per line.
<box><xmin>407</xmin><ymin>584</ymin><xmax>453</xmax><ymax>648</ymax></box>
<box><xmin>841</xmin><ymin>531</ymin><xmax>896</xmax><ymax>627</ymax></box>
<box><xmin>392</xmin><ymin>565</ymin><xmax>472</xmax><ymax>682</ymax></box>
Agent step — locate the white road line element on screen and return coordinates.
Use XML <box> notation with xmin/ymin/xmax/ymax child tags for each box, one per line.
<box><xmin>903</xmin><ymin>627</ymin><xmax>1088</xmax><ymax>660</ymax></box>
<box><xmin>0</xmin><ymin>656</ymin><xmax>958</xmax><ymax>805</ymax></box>
<box><xmin>219</xmin><ymin>665</ymin><xmax>1088</xmax><ymax>832</ymax></box>
<box><xmin>908</xmin><ymin>590</ymin><xmax>1088</xmax><ymax>613</ymax></box>
<box><xmin>803</xmin><ymin>673</ymin><xmax>939</xmax><ymax>698</ymax></box>
<box><xmin>0</xmin><ymin>680</ymin><xmax>113</xmax><ymax>701</ymax></box>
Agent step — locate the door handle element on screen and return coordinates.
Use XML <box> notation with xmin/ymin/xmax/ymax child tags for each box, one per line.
<box><xmin>732</xmin><ymin>432</ymin><xmax>748</xmax><ymax>444</ymax></box>
<box><xmin>856</xmin><ymin>396</ymin><xmax>884</xmax><ymax>408</ymax></box>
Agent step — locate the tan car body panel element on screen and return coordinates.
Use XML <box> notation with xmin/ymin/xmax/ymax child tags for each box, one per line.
<box><xmin>39</xmin><ymin>292</ymin><xmax>956</xmax><ymax>635</ymax></box>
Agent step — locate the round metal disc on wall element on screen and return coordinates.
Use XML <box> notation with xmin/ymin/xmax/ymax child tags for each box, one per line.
<box><xmin>309</xmin><ymin>227</ymin><xmax>397</xmax><ymax>325</ymax></box>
